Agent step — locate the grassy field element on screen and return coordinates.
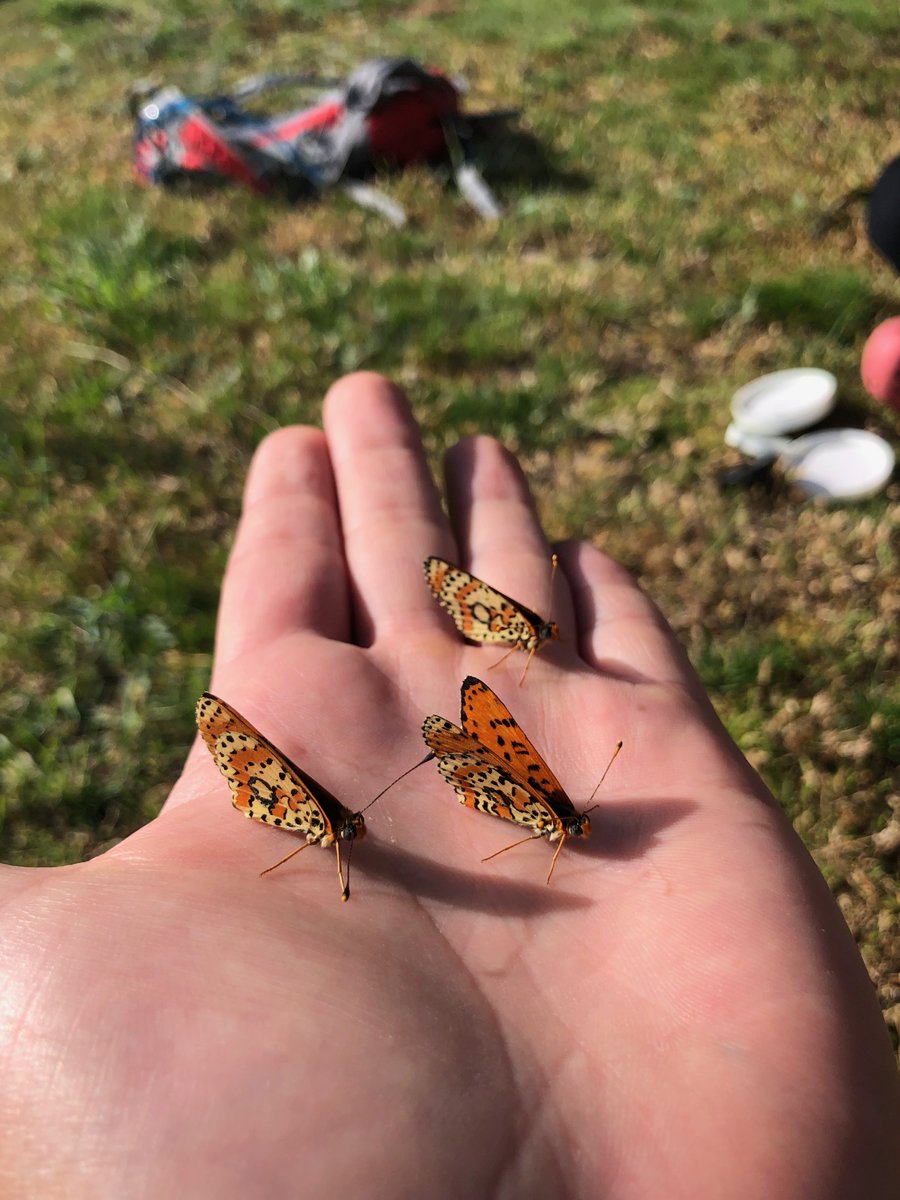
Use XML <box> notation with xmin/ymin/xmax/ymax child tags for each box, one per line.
<box><xmin>1</xmin><ymin>1</ymin><xmax>898</xmax><ymax>1049</ymax></box>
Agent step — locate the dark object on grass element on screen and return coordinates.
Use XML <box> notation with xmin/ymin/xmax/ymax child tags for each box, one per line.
<box><xmin>717</xmin><ymin>456</ymin><xmax>778</xmax><ymax>492</ymax></box>
<box><xmin>867</xmin><ymin>155</ymin><xmax>900</xmax><ymax>274</ymax></box>
<box><xmin>131</xmin><ymin>57</ymin><xmax>504</xmax><ymax>224</ymax></box>
<box><xmin>814</xmin><ymin>153</ymin><xmax>900</xmax><ymax>275</ymax></box>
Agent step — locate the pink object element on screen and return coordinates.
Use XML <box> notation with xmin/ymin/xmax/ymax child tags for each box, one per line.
<box><xmin>861</xmin><ymin>317</ymin><xmax>900</xmax><ymax>411</ymax></box>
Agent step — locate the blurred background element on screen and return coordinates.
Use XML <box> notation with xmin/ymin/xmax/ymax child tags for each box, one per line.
<box><xmin>0</xmin><ymin>1</ymin><xmax>897</xmax><ymax>1050</ymax></box>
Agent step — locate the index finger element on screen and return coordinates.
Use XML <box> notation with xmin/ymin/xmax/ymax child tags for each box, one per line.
<box><xmin>213</xmin><ymin>425</ymin><xmax>350</xmax><ymax>676</ymax></box>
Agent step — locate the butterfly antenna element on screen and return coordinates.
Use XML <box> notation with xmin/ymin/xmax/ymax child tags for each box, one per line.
<box><xmin>481</xmin><ymin>833</ymin><xmax>540</xmax><ymax>863</ymax></box>
<box><xmin>548</xmin><ymin>551</ymin><xmax>559</xmax><ymax>620</ymax></box>
<box><xmin>518</xmin><ymin>552</ymin><xmax>559</xmax><ymax>686</ymax></box>
<box><xmin>545</xmin><ymin>834</ymin><xmax>567</xmax><ymax>885</ymax></box>
<box><xmin>338</xmin><ymin>840</ymin><xmax>350</xmax><ymax>902</ymax></box>
<box><xmin>583</xmin><ymin>741</ymin><xmax>624</xmax><ymax>813</ymax></box>
<box><xmin>358</xmin><ymin>753</ymin><xmax>435</xmax><ymax>814</ymax></box>
<box><xmin>259</xmin><ymin>837</ymin><xmax>315</xmax><ymax>877</ymax></box>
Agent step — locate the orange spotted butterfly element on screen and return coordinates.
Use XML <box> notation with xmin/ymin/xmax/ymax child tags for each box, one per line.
<box><xmin>197</xmin><ymin>692</ymin><xmax>384</xmax><ymax>901</ymax></box>
<box><xmin>422</xmin><ymin>676</ymin><xmax>621</xmax><ymax>883</ymax></box>
<box><xmin>423</xmin><ymin>556</ymin><xmax>559</xmax><ymax>685</ymax></box>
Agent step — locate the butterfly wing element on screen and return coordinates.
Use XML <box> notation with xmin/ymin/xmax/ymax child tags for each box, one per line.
<box><xmin>457</xmin><ymin>676</ymin><xmax>581</xmax><ymax>828</ymax></box>
<box><xmin>213</xmin><ymin>729</ymin><xmax>331</xmax><ymax>839</ymax></box>
<box><xmin>197</xmin><ymin>692</ymin><xmax>263</xmax><ymax>754</ymax></box>
<box><xmin>422</xmin><ymin>714</ymin><xmax>555</xmax><ymax>833</ymax></box>
<box><xmin>196</xmin><ymin>692</ymin><xmax>358</xmax><ymax>843</ymax></box>
<box><xmin>423</xmin><ymin>557</ymin><xmax>552</xmax><ymax>650</ymax></box>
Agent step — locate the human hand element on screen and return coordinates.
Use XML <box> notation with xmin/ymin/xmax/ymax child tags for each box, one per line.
<box><xmin>2</xmin><ymin>373</ymin><xmax>897</xmax><ymax>1198</ymax></box>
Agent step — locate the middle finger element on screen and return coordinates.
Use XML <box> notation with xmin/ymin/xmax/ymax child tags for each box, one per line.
<box><xmin>323</xmin><ymin>373</ymin><xmax>456</xmax><ymax>645</ymax></box>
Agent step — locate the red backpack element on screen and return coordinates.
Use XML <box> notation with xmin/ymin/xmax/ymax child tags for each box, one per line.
<box><xmin>133</xmin><ymin>57</ymin><xmax>501</xmax><ymax>223</ymax></box>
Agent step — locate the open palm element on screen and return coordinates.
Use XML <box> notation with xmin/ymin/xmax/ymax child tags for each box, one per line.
<box><xmin>2</xmin><ymin>374</ymin><xmax>897</xmax><ymax>1199</ymax></box>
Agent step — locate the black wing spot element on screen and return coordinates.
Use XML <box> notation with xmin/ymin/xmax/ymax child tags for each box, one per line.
<box><xmin>248</xmin><ymin>775</ymin><xmax>278</xmax><ymax>810</ymax></box>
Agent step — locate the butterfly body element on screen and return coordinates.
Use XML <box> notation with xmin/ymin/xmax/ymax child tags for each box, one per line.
<box><xmin>196</xmin><ymin>692</ymin><xmax>365</xmax><ymax>897</ymax></box>
<box><xmin>422</xmin><ymin>677</ymin><xmax>592</xmax><ymax>880</ymax></box>
<box><xmin>424</xmin><ymin>557</ymin><xmax>559</xmax><ymax>656</ymax></box>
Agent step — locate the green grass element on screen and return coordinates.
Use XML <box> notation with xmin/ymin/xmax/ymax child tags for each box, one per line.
<box><xmin>1</xmin><ymin>0</ymin><xmax>898</xmax><ymax>1047</ymax></box>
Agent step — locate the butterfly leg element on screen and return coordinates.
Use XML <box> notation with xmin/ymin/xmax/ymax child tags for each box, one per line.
<box><xmin>481</xmin><ymin>832</ymin><xmax>542</xmax><ymax>864</ymax></box>
<box><xmin>335</xmin><ymin>840</ymin><xmax>350</xmax><ymax>903</ymax></box>
<box><xmin>487</xmin><ymin>644</ymin><xmax>519</xmax><ymax>673</ymax></box>
<box><xmin>545</xmin><ymin>834</ymin><xmax>568</xmax><ymax>885</ymax></box>
<box><xmin>259</xmin><ymin>837</ymin><xmax>316</xmax><ymax>878</ymax></box>
<box><xmin>518</xmin><ymin>643</ymin><xmax>538</xmax><ymax>687</ymax></box>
